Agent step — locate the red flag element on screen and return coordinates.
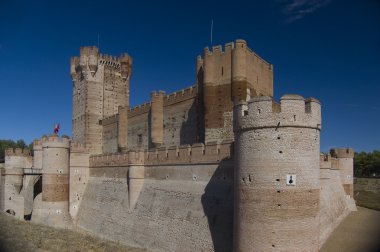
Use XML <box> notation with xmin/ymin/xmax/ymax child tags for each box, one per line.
<box><xmin>54</xmin><ymin>123</ymin><xmax>60</xmax><ymax>134</ymax></box>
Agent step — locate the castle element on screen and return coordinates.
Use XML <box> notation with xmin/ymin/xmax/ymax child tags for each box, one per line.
<box><xmin>0</xmin><ymin>40</ymin><xmax>356</xmax><ymax>251</ymax></box>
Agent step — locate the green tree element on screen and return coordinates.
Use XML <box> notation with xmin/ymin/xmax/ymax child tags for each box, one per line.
<box><xmin>0</xmin><ymin>139</ymin><xmax>31</xmax><ymax>163</ymax></box>
<box><xmin>354</xmin><ymin>151</ymin><xmax>380</xmax><ymax>177</ymax></box>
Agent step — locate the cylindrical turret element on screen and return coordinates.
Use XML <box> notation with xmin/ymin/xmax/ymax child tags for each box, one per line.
<box><xmin>203</xmin><ymin>47</ymin><xmax>215</xmax><ymax>86</ymax></box>
<box><xmin>330</xmin><ymin>148</ymin><xmax>354</xmax><ymax>197</ymax></box>
<box><xmin>87</xmin><ymin>47</ymin><xmax>99</xmax><ymax>74</ymax></box>
<box><xmin>1</xmin><ymin>148</ymin><xmax>28</xmax><ymax>219</ymax></box>
<box><xmin>4</xmin><ymin>148</ymin><xmax>28</xmax><ymax>169</ymax></box>
<box><xmin>79</xmin><ymin>46</ymin><xmax>99</xmax><ymax>74</ymax></box>
<box><xmin>233</xmin><ymin>95</ymin><xmax>321</xmax><ymax>251</ymax></box>
<box><xmin>120</xmin><ymin>53</ymin><xmax>132</xmax><ymax>81</ymax></box>
<box><xmin>232</xmin><ymin>39</ymin><xmax>248</xmax><ymax>103</ymax></box>
<box><xmin>70</xmin><ymin>57</ymin><xmax>79</xmax><ymax>80</ymax></box>
<box><xmin>150</xmin><ymin>91</ymin><xmax>165</xmax><ymax>148</ymax></box>
<box><xmin>39</xmin><ymin>134</ymin><xmax>71</xmax><ymax>227</ymax></box>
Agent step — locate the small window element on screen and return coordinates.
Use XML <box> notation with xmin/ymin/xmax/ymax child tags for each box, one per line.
<box><xmin>138</xmin><ymin>134</ymin><xmax>142</xmax><ymax>143</ymax></box>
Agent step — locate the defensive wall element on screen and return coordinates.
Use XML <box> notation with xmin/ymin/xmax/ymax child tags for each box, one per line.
<box><xmin>0</xmin><ymin>122</ymin><xmax>356</xmax><ymax>251</ymax></box>
<box><xmin>93</xmin><ymin>40</ymin><xmax>274</xmax><ymax>155</ymax></box>
<box><xmin>0</xmin><ymin>39</ymin><xmax>357</xmax><ymax>252</ymax></box>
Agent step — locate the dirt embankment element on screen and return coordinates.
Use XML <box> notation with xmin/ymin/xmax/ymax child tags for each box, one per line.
<box><xmin>0</xmin><ymin>212</ymin><xmax>146</xmax><ymax>252</ymax></box>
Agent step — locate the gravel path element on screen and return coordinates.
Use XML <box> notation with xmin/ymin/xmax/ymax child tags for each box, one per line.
<box><xmin>321</xmin><ymin>206</ymin><xmax>380</xmax><ymax>252</ymax></box>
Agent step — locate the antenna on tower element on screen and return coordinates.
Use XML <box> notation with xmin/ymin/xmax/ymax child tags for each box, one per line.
<box><xmin>210</xmin><ymin>19</ymin><xmax>213</xmax><ymax>46</ymax></box>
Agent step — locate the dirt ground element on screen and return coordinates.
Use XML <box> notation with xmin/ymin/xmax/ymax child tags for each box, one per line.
<box><xmin>0</xmin><ymin>212</ymin><xmax>146</xmax><ymax>252</ymax></box>
<box><xmin>1</xmin><ymin>207</ymin><xmax>379</xmax><ymax>252</ymax></box>
<box><xmin>321</xmin><ymin>206</ymin><xmax>380</xmax><ymax>252</ymax></box>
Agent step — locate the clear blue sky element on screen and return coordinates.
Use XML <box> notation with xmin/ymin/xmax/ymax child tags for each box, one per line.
<box><xmin>0</xmin><ymin>0</ymin><xmax>379</xmax><ymax>152</ymax></box>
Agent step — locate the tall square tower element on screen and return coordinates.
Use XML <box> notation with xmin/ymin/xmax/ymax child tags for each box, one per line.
<box><xmin>70</xmin><ymin>46</ymin><xmax>132</xmax><ymax>154</ymax></box>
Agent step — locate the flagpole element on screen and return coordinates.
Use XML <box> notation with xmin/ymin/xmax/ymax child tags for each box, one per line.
<box><xmin>210</xmin><ymin>19</ymin><xmax>213</xmax><ymax>46</ymax></box>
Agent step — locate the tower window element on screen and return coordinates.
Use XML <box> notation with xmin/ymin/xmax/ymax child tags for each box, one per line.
<box><xmin>138</xmin><ymin>134</ymin><xmax>142</xmax><ymax>144</ymax></box>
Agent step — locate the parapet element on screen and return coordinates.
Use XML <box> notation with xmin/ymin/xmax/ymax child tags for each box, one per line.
<box><xmin>70</xmin><ymin>141</ymin><xmax>90</xmax><ymax>153</ymax></box>
<box><xmin>234</xmin><ymin>94</ymin><xmax>321</xmax><ymax>132</ymax></box>
<box><xmin>101</xmin><ymin>114</ymin><xmax>119</xmax><ymax>125</ymax></box>
<box><xmin>164</xmin><ymin>85</ymin><xmax>197</xmax><ymax>106</ymax></box>
<box><xmin>330</xmin><ymin>148</ymin><xmax>354</xmax><ymax>158</ymax></box>
<box><xmin>33</xmin><ymin>139</ymin><xmax>42</xmax><ymax>151</ymax></box>
<box><xmin>203</xmin><ymin>41</ymin><xmax>236</xmax><ymax>56</ymax></box>
<box><xmin>128</xmin><ymin>102</ymin><xmax>151</xmax><ymax>117</ymax></box>
<box><xmin>41</xmin><ymin>134</ymin><xmax>70</xmax><ymax>148</ymax></box>
<box><xmin>80</xmin><ymin>46</ymin><xmax>99</xmax><ymax>57</ymax></box>
<box><xmin>4</xmin><ymin>148</ymin><xmax>31</xmax><ymax>157</ymax></box>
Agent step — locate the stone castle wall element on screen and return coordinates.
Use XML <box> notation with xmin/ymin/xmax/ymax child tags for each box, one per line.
<box><xmin>0</xmin><ymin>39</ymin><xmax>357</xmax><ymax>252</ymax></box>
<box><xmin>99</xmin><ymin>40</ymin><xmax>274</xmax><ymax>155</ymax></box>
<box><xmin>233</xmin><ymin>95</ymin><xmax>321</xmax><ymax>251</ymax></box>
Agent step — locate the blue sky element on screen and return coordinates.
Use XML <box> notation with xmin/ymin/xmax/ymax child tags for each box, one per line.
<box><xmin>0</xmin><ymin>0</ymin><xmax>379</xmax><ymax>152</ymax></box>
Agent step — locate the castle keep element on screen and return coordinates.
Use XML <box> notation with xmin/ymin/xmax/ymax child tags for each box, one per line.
<box><xmin>0</xmin><ymin>40</ymin><xmax>356</xmax><ymax>252</ymax></box>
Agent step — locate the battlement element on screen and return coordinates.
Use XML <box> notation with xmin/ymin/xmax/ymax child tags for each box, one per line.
<box><xmin>151</xmin><ymin>90</ymin><xmax>166</xmax><ymax>97</ymax></box>
<box><xmin>90</xmin><ymin>153</ymin><xmax>129</xmax><ymax>167</ymax></box>
<box><xmin>128</xmin><ymin>102</ymin><xmax>151</xmax><ymax>117</ymax></box>
<box><xmin>203</xmin><ymin>41</ymin><xmax>237</xmax><ymax>56</ymax></box>
<box><xmin>101</xmin><ymin>114</ymin><xmax>119</xmax><ymax>125</ymax></box>
<box><xmin>33</xmin><ymin>139</ymin><xmax>42</xmax><ymax>150</ymax></box>
<box><xmin>80</xmin><ymin>46</ymin><xmax>99</xmax><ymax>56</ymax></box>
<box><xmin>89</xmin><ymin>141</ymin><xmax>233</xmax><ymax>167</ymax></box>
<box><xmin>40</xmin><ymin>134</ymin><xmax>70</xmax><ymax>148</ymax></box>
<box><xmin>5</xmin><ymin>148</ymin><xmax>31</xmax><ymax>157</ymax></box>
<box><xmin>234</xmin><ymin>94</ymin><xmax>321</xmax><ymax>132</ymax></box>
<box><xmin>164</xmin><ymin>85</ymin><xmax>197</xmax><ymax>106</ymax></box>
<box><xmin>330</xmin><ymin>148</ymin><xmax>354</xmax><ymax>158</ymax></box>
<box><xmin>70</xmin><ymin>141</ymin><xmax>90</xmax><ymax>153</ymax></box>
<box><xmin>71</xmin><ymin>47</ymin><xmax>132</xmax><ymax>76</ymax></box>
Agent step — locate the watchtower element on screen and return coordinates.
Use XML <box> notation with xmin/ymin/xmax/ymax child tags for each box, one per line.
<box><xmin>0</xmin><ymin>148</ymin><xmax>30</xmax><ymax>219</ymax></box>
<box><xmin>200</xmin><ymin>39</ymin><xmax>273</xmax><ymax>144</ymax></box>
<box><xmin>71</xmin><ymin>47</ymin><xmax>132</xmax><ymax>154</ymax></box>
<box><xmin>233</xmin><ymin>95</ymin><xmax>321</xmax><ymax>251</ymax></box>
<box><xmin>330</xmin><ymin>148</ymin><xmax>355</xmax><ymax>197</ymax></box>
<box><xmin>38</xmin><ymin>134</ymin><xmax>72</xmax><ymax>227</ymax></box>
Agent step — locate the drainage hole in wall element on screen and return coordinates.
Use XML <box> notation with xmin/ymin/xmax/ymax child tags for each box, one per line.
<box><xmin>277</xmin><ymin>136</ymin><xmax>281</xmax><ymax>139</ymax></box>
<box><xmin>276</xmin><ymin>179</ymin><xmax>280</xmax><ymax>182</ymax></box>
<box><xmin>272</xmin><ymin>245</ymin><xmax>275</xmax><ymax>248</ymax></box>
<box><xmin>277</xmin><ymin>190</ymin><xmax>281</xmax><ymax>193</ymax></box>
<box><xmin>279</xmin><ymin>151</ymin><xmax>283</xmax><ymax>154</ymax></box>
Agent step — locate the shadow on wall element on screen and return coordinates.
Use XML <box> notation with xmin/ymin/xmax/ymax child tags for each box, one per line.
<box><xmin>33</xmin><ymin>176</ymin><xmax>42</xmax><ymax>200</ymax></box>
<box><xmin>179</xmin><ymin>102</ymin><xmax>200</xmax><ymax>145</ymax></box>
<box><xmin>201</xmin><ymin>157</ymin><xmax>234</xmax><ymax>252</ymax></box>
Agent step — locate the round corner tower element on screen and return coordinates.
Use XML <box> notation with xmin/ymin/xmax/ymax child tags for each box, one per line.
<box><xmin>233</xmin><ymin>94</ymin><xmax>322</xmax><ymax>251</ymax></box>
<box><xmin>330</xmin><ymin>148</ymin><xmax>354</xmax><ymax>197</ymax></box>
<box><xmin>40</xmin><ymin>134</ymin><xmax>71</xmax><ymax>227</ymax></box>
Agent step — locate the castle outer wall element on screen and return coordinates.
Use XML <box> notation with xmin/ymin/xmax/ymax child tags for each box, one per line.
<box><xmin>0</xmin><ymin>40</ymin><xmax>357</xmax><ymax>252</ymax></box>
<box><xmin>75</xmin><ymin>40</ymin><xmax>273</xmax><ymax>155</ymax></box>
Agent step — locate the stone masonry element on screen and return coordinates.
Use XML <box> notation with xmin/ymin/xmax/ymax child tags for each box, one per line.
<box><xmin>0</xmin><ymin>39</ymin><xmax>356</xmax><ymax>252</ymax></box>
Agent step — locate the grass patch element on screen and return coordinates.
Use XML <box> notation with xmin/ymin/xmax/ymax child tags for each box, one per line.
<box><xmin>354</xmin><ymin>190</ymin><xmax>380</xmax><ymax>211</ymax></box>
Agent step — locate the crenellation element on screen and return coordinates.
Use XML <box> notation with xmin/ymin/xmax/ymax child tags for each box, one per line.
<box><xmin>235</xmin><ymin>95</ymin><xmax>322</xmax><ymax>133</ymax></box>
<box><xmin>4</xmin><ymin>148</ymin><xmax>31</xmax><ymax>157</ymax></box>
<box><xmin>1</xmin><ymin>39</ymin><xmax>356</xmax><ymax>252</ymax></box>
